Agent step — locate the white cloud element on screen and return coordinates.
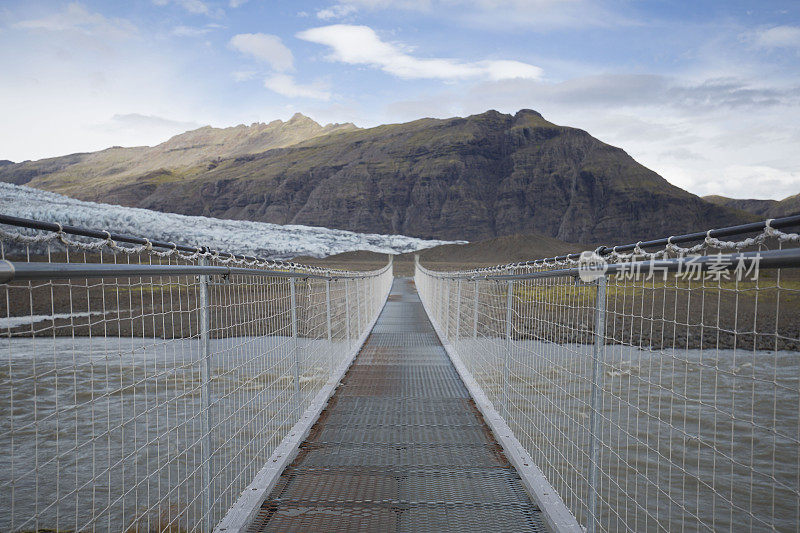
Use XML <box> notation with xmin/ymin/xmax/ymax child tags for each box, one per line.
<box><xmin>180</xmin><ymin>0</ymin><xmax>212</xmax><ymax>14</ymax></box>
<box><xmin>333</xmin><ymin>0</ymin><xmax>431</xmax><ymax>9</ymax></box>
<box><xmin>229</xmin><ymin>33</ymin><xmax>294</xmax><ymax>71</ymax></box>
<box><xmin>419</xmin><ymin>74</ymin><xmax>798</xmax><ymax>112</ymax></box>
<box><xmin>481</xmin><ymin>60</ymin><xmax>544</xmax><ymax>81</ymax></box>
<box><xmin>297</xmin><ymin>25</ymin><xmax>542</xmax><ymax>80</ymax></box>
<box><xmin>317</xmin><ymin>0</ymin><xmax>632</xmax><ymax>30</ymax></box>
<box><xmin>232</xmin><ymin>70</ymin><xmax>257</xmax><ymax>82</ymax></box>
<box><xmin>227</xmin><ymin>33</ymin><xmax>330</xmax><ymax>101</ymax></box>
<box><xmin>152</xmin><ymin>0</ymin><xmax>223</xmax><ymax>17</ymax></box>
<box><xmin>264</xmin><ymin>74</ymin><xmax>332</xmax><ymax>100</ymax></box>
<box><xmin>750</xmin><ymin>25</ymin><xmax>800</xmax><ymax>49</ymax></box>
<box><xmin>14</xmin><ymin>2</ymin><xmax>136</xmax><ymax>39</ymax></box>
<box><xmin>317</xmin><ymin>4</ymin><xmax>358</xmax><ymax>20</ymax></box>
<box><xmin>714</xmin><ymin>166</ymin><xmax>800</xmax><ymax>199</ymax></box>
<box><xmin>229</xmin><ymin>0</ymin><xmax>249</xmax><ymax>6</ymax></box>
<box><xmin>172</xmin><ymin>25</ymin><xmax>213</xmax><ymax>36</ymax></box>
<box><xmin>99</xmin><ymin>113</ymin><xmax>202</xmax><ymax>136</ymax></box>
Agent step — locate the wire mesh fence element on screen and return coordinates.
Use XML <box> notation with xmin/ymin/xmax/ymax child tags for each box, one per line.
<box><xmin>415</xmin><ymin>218</ymin><xmax>800</xmax><ymax>533</ymax></box>
<box><xmin>0</xmin><ymin>217</ymin><xmax>392</xmax><ymax>532</ymax></box>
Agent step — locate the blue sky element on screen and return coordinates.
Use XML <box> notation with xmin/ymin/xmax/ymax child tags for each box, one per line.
<box><xmin>1</xmin><ymin>0</ymin><xmax>798</xmax><ymax>199</ymax></box>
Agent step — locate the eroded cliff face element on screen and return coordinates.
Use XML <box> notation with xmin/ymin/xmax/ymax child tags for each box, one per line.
<box><xmin>1</xmin><ymin>109</ymin><xmax>751</xmax><ymax>244</ymax></box>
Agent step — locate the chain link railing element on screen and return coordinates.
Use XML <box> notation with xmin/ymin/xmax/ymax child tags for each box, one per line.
<box><xmin>0</xmin><ymin>216</ymin><xmax>392</xmax><ymax>532</ymax></box>
<box><xmin>416</xmin><ymin>216</ymin><xmax>800</xmax><ymax>533</ymax></box>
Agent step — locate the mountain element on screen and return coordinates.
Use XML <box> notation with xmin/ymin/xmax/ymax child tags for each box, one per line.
<box><xmin>0</xmin><ymin>113</ymin><xmax>357</xmax><ymax>187</ymax></box>
<box><xmin>1</xmin><ymin>109</ymin><xmax>752</xmax><ymax>245</ymax></box>
<box><xmin>704</xmin><ymin>193</ymin><xmax>800</xmax><ymax>218</ymax></box>
<box><xmin>703</xmin><ymin>195</ymin><xmax>777</xmax><ymax>217</ymax></box>
<box><xmin>0</xmin><ymin>183</ymin><xmax>458</xmax><ymax>260</ymax></box>
<box><xmin>772</xmin><ymin>193</ymin><xmax>800</xmax><ymax>217</ymax></box>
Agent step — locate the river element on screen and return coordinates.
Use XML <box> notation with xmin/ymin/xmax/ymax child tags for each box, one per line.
<box><xmin>0</xmin><ymin>336</ymin><xmax>797</xmax><ymax>531</ymax></box>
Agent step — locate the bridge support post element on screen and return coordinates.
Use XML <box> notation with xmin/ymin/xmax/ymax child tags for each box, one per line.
<box><xmin>503</xmin><ymin>280</ymin><xmax>514</xmax><ymax>418</ymax></box>
<box><xmin>454</xmin><ymin>279</ymin><xmax>462</xmax><ymax>342</ymax></box>
<box><xmin>367</xmin><ymin>276</ymin><xmax>373</xmax><ymax>322</ymax></box>
<box><xmin>435</xmin><ymin>278</ymin><xmax>441</xmax><ymax>321</ymax></box>
<box><xmin>473</xmin><ymin>280</ymin><xmax>479</xmax><ymax>339</ymax></box>
<box><xmin>290</xmin><ymin>277</ymin><xmax>301</xmax><ymax>418</ymax></box>
<box><xmin>198</xmin><ymin>257</ymin><xmax>213</xmax><ymax>533</ymax></box>
<box><xmin>445</xmin><ymin>279</ymin><xmax>452</xmax><ymax>337</ymax></box>
<box><xmin>325</xmin><ymin>279</ymin><xmax>332</xmax><ymax>368</ymax></box>
<box><xmin>356</xmin><ymin>279</ymin><xmax>362</xmax><ymax>336</ymax></box>
<box><xmin>344</xmin><ymin>279</ymin><xmax>351</xmax><ymax>347</ymax></box>
<box><xmin>440</xmin><ymin>280</ymin><xmax>445</xmax><ymax>325</ymax></box>
<box><xmin>588</xmin><ymin>275</ymin><xmax>607</xmax><ymax>533</ymax></box>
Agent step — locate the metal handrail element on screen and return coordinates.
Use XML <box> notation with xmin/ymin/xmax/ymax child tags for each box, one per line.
<box><xmin>602</xmin><ymin>214</ymin><xmax>800</xmax><ymax>254</ymax></box>
<box><xmin>0</xmin><ymin>213</ymin><xmax>203</xmax><ymax>254</ymax></box>
<box><xmin>0</xmin><ymin>259</ymin><xmax>392</xmax><ymax>284</ymax></box>
<box><xmin>462</xmin><ymin>214</ymin><xmax>800</xmax><ymax>269</ymax></box>
<box><xmin>418</xmin><ymin>247</ymin><xmax>800</xmax><ymax>280</ymax></box>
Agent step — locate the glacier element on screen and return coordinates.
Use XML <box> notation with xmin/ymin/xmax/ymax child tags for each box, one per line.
<box><xmin>0</xmin><ymin>183</ymin><xmax>464</xmax><ymax>260</ymax></box>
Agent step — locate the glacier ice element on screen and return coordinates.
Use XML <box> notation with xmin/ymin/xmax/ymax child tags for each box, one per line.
<box><xmin>0</xmin><ymin>183</ymin><xmax>464</xmax><ymax>260</ymax></box>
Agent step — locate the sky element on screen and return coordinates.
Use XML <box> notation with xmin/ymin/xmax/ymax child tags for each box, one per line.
<box><xmin>0</xmin><ymin>1</ymin><xmax>799</xmax><ymax>200</ymax></box>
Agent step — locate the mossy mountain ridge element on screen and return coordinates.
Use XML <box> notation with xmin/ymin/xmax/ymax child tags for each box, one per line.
<box><xmin>1</xmin><ymin>109</ymin><xmax>752</xmax><ymax>245</ymax></box>
<box><xmin>0</xmin><ymin>113</ymin><xmax>357</xmax><ymax>188</ymax></box>
<box><xmin>704</xmin><ymin>194</ymin><xmax>800</xmax><ymax>219</ymax></box>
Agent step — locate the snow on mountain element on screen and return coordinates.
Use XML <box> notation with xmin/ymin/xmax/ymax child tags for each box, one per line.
<box><xmin>0</xmin><ymin>183</ymin><xmax>464</xmax><ymax>260</ymax></box>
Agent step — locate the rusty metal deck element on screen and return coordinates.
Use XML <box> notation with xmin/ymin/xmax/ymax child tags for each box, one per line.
<box><xmin>245</xmin><ymin>278</ymin><xmax>547</xmax><ymax>532</ymax></box>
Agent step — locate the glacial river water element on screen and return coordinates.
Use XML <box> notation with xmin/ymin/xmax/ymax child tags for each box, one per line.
<box><xmin>0</xmin><ymin>335</ymin><xmax>338</xmax><ymax>532</ymax></box>
<box><xmin>0</xmin><ymin>336</ymin><xmax>798</xmax><ymax>531</ymax></box>
<box><xmin>460</xmin><ymin>338</ymin><xmax>800</xmax><ymax>532</ymax></box>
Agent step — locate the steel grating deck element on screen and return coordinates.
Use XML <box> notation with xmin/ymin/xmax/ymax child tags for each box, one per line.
<box><xmin>246</xmin><ymin>278</ymin><xmax>548</xmax><ymax>532</ymax></box>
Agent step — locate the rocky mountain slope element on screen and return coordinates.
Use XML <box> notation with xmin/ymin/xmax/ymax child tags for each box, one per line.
<box><xmin>0</xmin><ymin>113</ymin><xmax>357</xmax><ymax>187</ymax></box>
<box><xmin>704</xmin><ymin>194</ymin><xmax>800</xmax><ymax>219</ymax></box>
<box><xmin>1</xmin><ymin>109</ymin><xmax>752</xmax><ymax>245</ymax></box>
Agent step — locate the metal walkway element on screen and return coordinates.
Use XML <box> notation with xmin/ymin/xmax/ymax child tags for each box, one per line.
<box><xmin>245</xmin><ymin>278</ymin><xmax>547</xmax><ymax>532</ymax></box>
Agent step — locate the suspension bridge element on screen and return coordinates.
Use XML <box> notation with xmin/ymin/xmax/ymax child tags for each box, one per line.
<box><xmin>0</xmin><ymin>213</ymin><xmax>799</xmax><ymax>532</ymax></box>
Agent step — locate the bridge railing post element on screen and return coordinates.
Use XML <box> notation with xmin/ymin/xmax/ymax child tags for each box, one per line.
<box><xmin>454</xmin><ymin>279</ymin><xmax>462</xmax><ymax>343</ymax></box>
<box><xmin>198</xmin><ymin>257</ymin><xmax>213</xmax><ymax>533</ymax></box>
<box><xmin>434</xmin><ymin>276</ymin><xmax>440</xmax><ymax>322</ymax></box>
<box><xmin>588</xmin><ymin>275</ymin><xmax>607</xmax><ymax>533</ymax></box>
<box><xmin>473</xmin><ymin>279</ymin><xmax>479</xmax><ymax>339</ymax></box>
<box><xmin>355</xmin><ymin>279</ymin><xmax>362</xmax><ymax>336</ymax></box>
<box><xmin>344</xmin><ymin>279</ymin><xmax>351</xmax><ymax>347</ymax></box>
<box><xmin>445</xmin><ymin>278</ymin><xmax>452</xmax><ymax>338</ymax></box>
<box><xmin>368</xmin><ymin>275</ymin><xmax>373</xmax><ymax>321</ymax></box>
<box><xmin>325</xmin><ymin>278</ymin><xmax>332</xmax><ymax>368</ymax></box>
<box><xmin>503</xmin><ymin>280</ymin><xmax>514</xmax><ymax>418</ymax></box>
<box><xmin>439</xmin><ymin>279</ymin><xmax>444</xmax><ymax>326</ymax></box>
<box><xmin>290</xmin><ymin>277</ymin><xmax>301</xmax><ymax>418</ymax></box>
